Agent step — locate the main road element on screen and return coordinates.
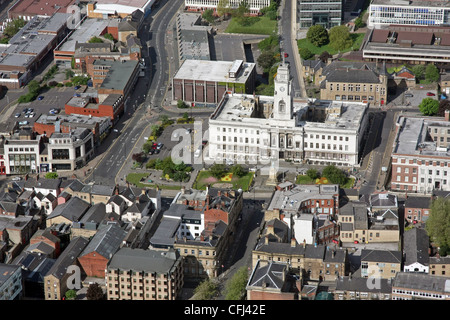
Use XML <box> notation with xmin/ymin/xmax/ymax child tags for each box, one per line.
<box><xmin>83</xmin><ymin>0</ymin><xmax>185</xmax><ymax>186</ymax></box>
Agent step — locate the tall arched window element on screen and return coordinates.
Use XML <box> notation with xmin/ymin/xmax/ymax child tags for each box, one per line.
<box><xmin>279</xmin><ymin>100</ymin><xmax>286</xmax><ymax>113</ymax></box>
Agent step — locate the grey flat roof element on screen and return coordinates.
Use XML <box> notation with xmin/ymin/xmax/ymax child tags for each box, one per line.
<box><xmin>394</xmin><ymin>116</ymin><xmax>450</xmax><ymax>157</ymax></box>
<box><xmin>107</xmin><ymin>247</ymin><xmax>180</xmax><ymax>274</ymax></box>
<box><xmin>173</xmin><ymin>59</ymin><xmax>255</xmax><ymax>84</ymax></box>
<box><xmin>57</xmin><ymin>18</ymin><xmax>109</xmax><ymax>53</ymax></box>
<box><xmin>95</xmin><ymin>59</ymin><xmax>138</xmax><ymax>91</ymax></box>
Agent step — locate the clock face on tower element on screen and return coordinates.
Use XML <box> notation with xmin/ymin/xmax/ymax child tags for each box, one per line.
<box><xmin>280</xmin><ymin>86</ymin><xmax>285</xmax><ymax>92</ymax></box>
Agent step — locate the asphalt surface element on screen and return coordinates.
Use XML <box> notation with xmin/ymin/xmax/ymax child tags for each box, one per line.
<box><xmin>83</xmin><ymin>0</ymin><xmax>185</xmax><ymax>185</ymax></box>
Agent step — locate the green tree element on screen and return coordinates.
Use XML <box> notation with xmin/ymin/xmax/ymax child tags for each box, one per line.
<box><xmin>210</xmin><ymin>163</ymin><xmax>227</xmax><ymax>179</ymax></box>
<box><xmin>45</xmin><ymin>172</ymin><xmax>59</xmax><ymax>179</ymax></box>
<box><xmin>425</xmin><ymin>197</ymin><xmax>450</xmax><ymax>251</ymax></box>
<box><xmin>411</xmin><ymin>65</ymin><xmax>425</xmax><ymax>81</ymax></box>
<box><xmin>306</xmin><ymin>168</ymin><xmax>320</xmax><ymax>180</ymax></box>
<box><xmin>257</xmin><ymin>50</ymin><xmax>276</xmax><ymax>73</ymax></box>
<box><xmin>231</xmin><ymin>164</ymin><xmax>247</xmax><ymax>177</ymax></box>
<box><xmin>419</xmin><ymin>98</ymin><xmax>439</xmax><ymax>116</ymax></box>
<box><xmin>3</xmin><ymin>18</ymin><xmax>26</xmax><ymax>39</ymax></box>
<box><xmin>258</xmin><ymin>34</ymin><xmax>279</xmax><ymax>51</ymax></box>
<box><xmin>65</xmin><ymin>289</ymin><xmax>77</xmax><ymax>300</ymax></box>
<box><xmin>299</xmin><ymin>47</ymin><xmax>314</xmax><ymax>60</ymax></box>
<box><xmin>233</xmin><ymin>0</ymin><xmax>250</xmax><ymax>26</ymax></box>
<box><xmin>306</xmin><ymin>25</ymin><xmax>328</xmax><ymax>47</ymax></box>
<box><xmin>202</xmin><ymin>9</ymin><xmax>215</xmax><ymax>24</ymax></box>
<box><xmin>322</xmin><ymin>165</ymin><xmax>347</xmax><ymax>185</ymax></box>
<box><xmin>425</xmin><ymin>64</ymin><xmax>440</xmax><ymax>83</ymax></box>
<box><xmin>177</xmin><ymin>99</ymin><xmax>188</xmax><ymax>109</ymax></box>
<box><xmin>225</xmin><ymin>266</ymin><xmax>248</xmax><ymax>300</ymax></box>
<box><xmin>88</xmin><ymin>36</ymin><xmax>103</xmax><ymax>43</ymax></box>
<box><xmin>354</xmin><ymin>17</ymin><xmax>365</xmax><ymax>30</ymax></box>
<box><xmin>217</xmin><ymin>0</ymin><xmax>232</xmax><ymax>18</ymax></box>
<box><xmin>328</xmin><ymin>25</ymin><xmax>353</xmax><ymax>51</ymax></box>
<box><xmin>86</xmin><ymin>283</ymin><xmax>105</xmax><ymax>300</ymax></box>
<box><xmin>193</xmin><ymin>278</ymin><xmax>219</xmax><ymax>300</ymax></box>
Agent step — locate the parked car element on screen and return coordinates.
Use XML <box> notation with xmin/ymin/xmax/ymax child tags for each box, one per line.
<box><xmin>19</xmin><ymin>121</ymin><xmax>29</xmax><ymax>125</ymax></box>
<box><xmin>14</xmin><ymin>113</ymin><xmax>21</xmax><ymax>118</ymax></box>
<box><xmin>404</xmin><ymin>92</ymin><xmax>413</xmax><ymax>97</ymax></box>
<box><xmin>74</xmin><ymin>85</ymin><xmax>81</xmax><ymax>90</ymax></box>
<box><xmin>157</xmin><ymin>143</ymin><xmax>163</xmax><ymax>149</ymax></box>
<box><xmin>284</xmin><ymin>53</ymin><xmax>289</xmax><ymax>58</ymax></box>
<box><xmin>38</xmin><ymin>96</ymin><xmax>44</xmax><ymax>100</ymax></box>
<box><xmin>427</xmin><ymin>92</ymin><xmax>436</xmax><ymax>96</ymax></box>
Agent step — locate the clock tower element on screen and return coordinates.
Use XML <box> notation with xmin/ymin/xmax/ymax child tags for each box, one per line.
<box><xmin>273</xmin><ymin>61</ymin><xmax>292</xmax><ymax>120</ymax></box>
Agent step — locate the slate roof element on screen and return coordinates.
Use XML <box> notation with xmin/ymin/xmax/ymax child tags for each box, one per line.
<box><xmin>404</xmin><ymin>196</ymin><xmax>431</xmax><ymax>209</ymax></box>
<box><xmin>403</xmin><ymin>227</ymin><xmax>429</xmax><ymax>266</ymax></box>
<box><xmin>321</xmin><ymin>61</ymin><xmax>382</xmax><ymax>84</ymax></box>
<box><xmin>0</xmin><ymin>201</ymin><xmax>24</xmax><ymax>215</ymax></box>
<box><xmin>361</xmin><ymin>249</ymin><xmax>402</xmax><ymax>264</ymax></box>
<box><xmin>336</xmin><ymin>276</ymin><xmax>392</xmax><ymax>293</ymax></box>
<box><xmin>247</xmin><ymin>261</ymin><xmax>288</xmax><ymax>290</ymax></box>
<box><xmin>90</xmin><ymin>184</ymin><xmax>116</xmax><ymax>196</ymax></box>
<box><xmin>47</xmin><ymin>196</ymin><xmax>90</xmax><ymax>221</ymax></box>
<box><xmin>393</xmin><ymin>272</ymin><xmax>450</xmax><ymax>292</ymax></box>
<box><xmin>79</xmin><ymin>202</ymin><xmax>108</xmax><ymax>225</ymax></box>
<box><xmin>65</xmin><ymin>179</ymin><xmax>85</xmax><ymax>192</ymax></box>
<box><xmin>80</xmin><ymin>223</ymin><xmax>126</xmax><ymax>259</ymax></box>
<box><xmin>24</xmin><ymin>178</ymin><xmax>61</xmax><ymax>191</ymax></box>
<box><xmin>26</xmin><ymin>241</ymin><xmax>55</xmax><ymax>256</ymax></box>
<box><xmin>45</xmin><ymin>236</ymin><xmax>89</xmax><ymax>280</ymax></box>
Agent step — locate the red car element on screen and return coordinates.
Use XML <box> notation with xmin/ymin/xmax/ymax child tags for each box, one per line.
<box><xmin>284</xmin><ymin>53</ymin><xmax>289</xmax><ymax>58</ymax></box>
<box><xmin>427</xmin><ymin>92</ymin><xmax>436</xmax><ymax>96</ymax></box>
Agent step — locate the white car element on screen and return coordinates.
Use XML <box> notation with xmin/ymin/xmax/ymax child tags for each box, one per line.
<box><xmin>18</xmin><ymin>121</ymin><xmax>29</xmax><ymax>125</ymax></box>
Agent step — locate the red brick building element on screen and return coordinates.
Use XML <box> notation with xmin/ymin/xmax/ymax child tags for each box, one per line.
<box><xmin>404</xmin><ymin>195</ymin><xmax>431</xmax><ymax>224</ymax></box>
<box><xmin>78</xmin><ymin>223</ymin><xmax>126</xmax><ymax>278</ymax></box>
<box><xmin>64</xmin><ymin>94</ymin><xmax>124</xmax><ymax>122</ymax></box>
<box><xmin>8</xmin><ymin>0</ymin><xmax>76</xmax><ymax>20</ymax></box>
<box><xmin>29</xmin><ymin>229</ymin><xmax>61</xmax><ymax>258</ymax></box>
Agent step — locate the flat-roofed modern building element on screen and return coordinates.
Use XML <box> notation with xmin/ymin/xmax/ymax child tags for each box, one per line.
<box><xmin>391</xmin><ymin>113</ymin><xmax>450</xmax><ymax>193</ymax></box>
<box><xmin>0</xmin><ymin>13</ymin><xmax>68</xmax><ymax>88</ymax></box>
<box><xmin>363</xmin><ymin>25</ymin><xmax>450</xmax><ymax>65</ymax></box>
<box><xmin>8</xmin><ymin>0</ymin><xmax>76</xmax><ymax>20</ymax></box>
<box><xmin>53</xmin><ymin>17</ymin><xmax>109</xmax><ymax>66</ymax></box>
<box><xmin>87</xmin><ymin>0</ymin><xmax>155</xmax><ymax>19</ymax></box>
<box><xmin>106</xmin><ymin>247</ymin><xmax>183</xmax><ymax>300</ymax></box>
<box><xmin>184</xmin><ymin>0</ymin><xmax>270</xmax><ymax>15</ymax></box>
<box><xmin>46</xmin><ymin>128</ymin><xmax>94</xmax><ymax>172</ymax></box>
<box><xmin>368</xmin><ymin>0</ymin><xmax>450</xmax><ymax>28</ymax></box>
<box><xmin>172</xmin><ymin>59</ymin><xmax>256</xmax><ymax>107</ymax></box>
<box><xmin>297</xmin><ymin>0</ymin><xmax>343</xmax><ymax>29</ymax></box>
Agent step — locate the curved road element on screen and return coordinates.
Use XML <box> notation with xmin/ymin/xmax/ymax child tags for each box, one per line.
<box><xmin>83</xmin><ymin>0</ymin><xmax>184</xmax><ymax>186</ymax></box>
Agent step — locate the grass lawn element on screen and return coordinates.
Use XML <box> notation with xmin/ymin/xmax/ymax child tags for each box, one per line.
<box><xmin>298</xmin><ymin>33</ymin><xmax>366</xmax><ymax>56</ymax></box>
<box><xmin>126</xmin><ymin>173</ymin><xmax>182</xmax><ymax>190</ymax></box>
<box><xmin>225</xmin><ymin>16</ymin><xmax>277</xmax><ymax>35</ymax></box>
<box><xmin>296</xmin><ymin>175</ymin><xmax>355</xmax><ymax>189</ymax></box>
<box><xmin>193</xmin><ymin>170</ymin><xmax>254</xmax><ymax>191</ymax></box>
